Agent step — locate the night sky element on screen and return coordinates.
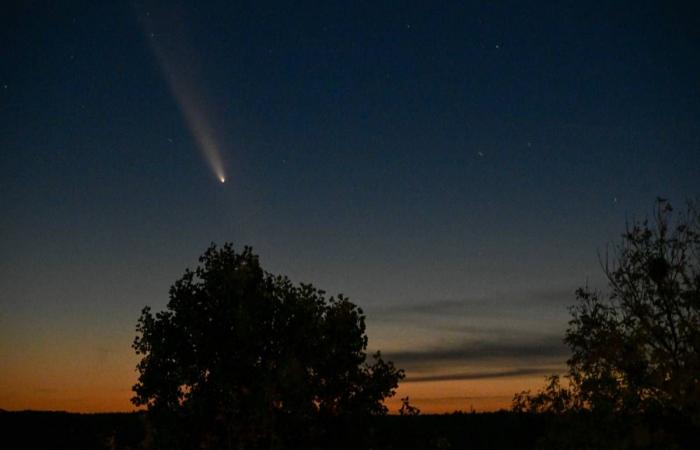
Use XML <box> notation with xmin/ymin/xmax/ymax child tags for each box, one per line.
<box><xmin>1</xmin><ymin>1</ymin><xmax>699</xmax><ymax>413</ymax></box>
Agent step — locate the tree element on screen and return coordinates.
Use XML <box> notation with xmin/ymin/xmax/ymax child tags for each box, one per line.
<box><xmin>513</xmin><ymin>199</ymin><xmax>699</xmax><ymax>447</ymax></box>
<box><xmin>132</xmin><ymin>244</ymin><xmax>404</xmax><ymax>450</ymax></box>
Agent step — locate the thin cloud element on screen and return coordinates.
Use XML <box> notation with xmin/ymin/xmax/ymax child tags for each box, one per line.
<box><xmin>34</xmin><ymin>388</ymin><xmax>59</xmax><ymax>394</ymax></box>
<box><xmin>370</xmin><ymin>287</ymin><xmax>576</xmax><ymax>320</ymax></box>
<box><xmin>369</xmin><ymin>299</ymin><xmax>488</xmax><ymax>317</ymax></box>
<box><xmin>405</xmin><ymin>367</ymin><xmax>559</xmax><ymax>383</ymax></box>
<box><xmin>411</xmin><ymin>395</ymin><xmax>513</xmax><ymax>401</ymax></box>
<box><xmin>385</xmin><ymin>334</ymin><xmax>568</xmax><ymax>369</ymax></box>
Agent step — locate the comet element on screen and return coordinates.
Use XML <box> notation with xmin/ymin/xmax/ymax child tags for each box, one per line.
<box><xmin>138</xmin><ymin>5</ymin><xmax>227</xmax><ymax>184</ymax></box>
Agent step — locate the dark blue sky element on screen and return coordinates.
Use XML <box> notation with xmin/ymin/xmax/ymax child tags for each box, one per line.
<box><xmin>1</xmin><ymin>1</ymin><xmax>698</xmax><ymax>412</ymax></box>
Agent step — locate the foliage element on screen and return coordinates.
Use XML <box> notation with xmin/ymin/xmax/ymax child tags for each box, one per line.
<box><xmin>512</xmin><ymin>375</ymin><xmax>580</xmax><ymax>414</ymax></box>
<box><xmin>513</xmin><ymin>199</ymin><xmax>700</xmax><ymax>448</ymax></box>
<box><xmin>398</xmin><ymin>396</ymin><xmax>421</xmax><ymax>416</ymax></box>
<box><xmin>132</xmin><ymin>244</ymin><xmax>404</xmax><ymax>450</ymax></box>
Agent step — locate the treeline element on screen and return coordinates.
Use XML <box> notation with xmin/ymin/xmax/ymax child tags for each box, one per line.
<box><xmin>3</xmin><ymin>409</ymin><xmax>698</xmax><ymax>450</ymax></box>
<box><xmin>0</xmin><ymin>411</ymin><xmax>146</xmax><ymax>450</ymax></box>
<box><xmin>0</xmin><ymin>410</ymin><xmax>547</xmax><ymax>450</ymax></box>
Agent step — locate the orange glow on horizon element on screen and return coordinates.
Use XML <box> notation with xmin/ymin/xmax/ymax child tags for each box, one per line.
<box><xmin>1</xmin><ymin>368</ymin><xmax>545</xmax><ymax>414</ymax></box>
<box><xmin>0</xmin><ymin>327</ymin><xmax>557</xmax><ymax>413</ymax></box>
<box><xmin>385</xmin><ymin>374</ymin><xmax>551</xmax><ymax>414</ymax></box>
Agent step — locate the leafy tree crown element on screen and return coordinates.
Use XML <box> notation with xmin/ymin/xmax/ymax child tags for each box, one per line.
<box><xmin>514</xmin><ymin>199</ymin><xmax>700</xmax><ymax>416</ymax></box>
<box><xmin>132</xmin><ymin>244</ymin><xmax>404</xmax><ymax>449</ymax></box>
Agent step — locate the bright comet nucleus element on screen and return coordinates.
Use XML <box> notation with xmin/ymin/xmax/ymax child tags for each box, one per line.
<box><xmin>139</xmin><ymin>6</ymin><xmax>228</xmax><ymax>184</ymax></box>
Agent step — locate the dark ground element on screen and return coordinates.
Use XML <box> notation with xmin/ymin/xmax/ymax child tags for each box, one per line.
<box><xmin>0</xmin><ymin>409</ymin><xmax>547</xmax><ymax>450</ymax></box>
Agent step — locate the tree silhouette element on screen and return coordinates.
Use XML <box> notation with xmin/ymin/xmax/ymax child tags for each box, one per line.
<box><xmin>514</xmin><ymin>199</ymin><xmax>699</xmax><ymax>448</ymax></box>
<box><xmin>398</xmin><ymin>396</ymin><xmax>421</xmax><ymax>416</ymax></box>
<box><xmin>132</xmin><ymin>244</ymin><xmax>404</xmax><ymax>450</ymax></box>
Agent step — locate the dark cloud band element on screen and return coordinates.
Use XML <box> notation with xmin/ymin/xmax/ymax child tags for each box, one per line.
<box><xmin>404</xmin><ymin>367</ymin><xmax>559</xmax><ymax>383</ymax></box>
<box><xmin>385</xmin><ymin>335</ymin><xmax>568</xmax><ymax>370</ymax></box>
